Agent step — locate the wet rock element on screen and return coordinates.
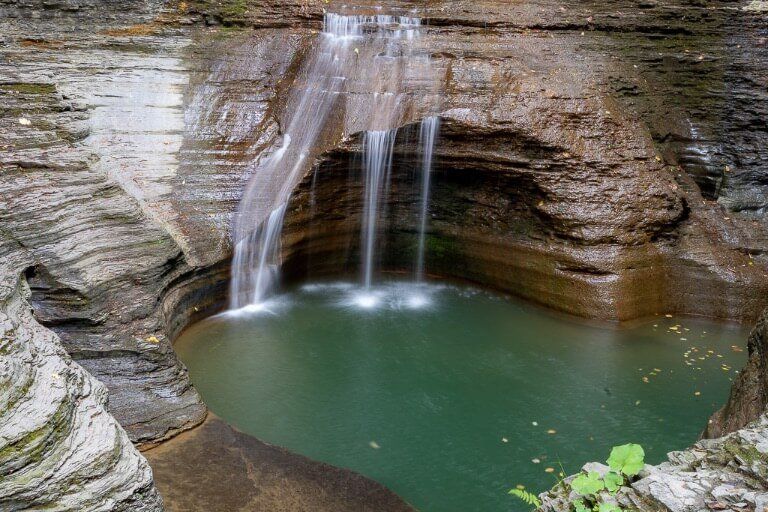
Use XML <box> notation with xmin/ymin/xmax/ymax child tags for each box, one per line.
<box><xmin>144</xmin><ymin>415</ymin><xmax>415</xmax><ymax>512</ymax></box>
<box><xmin>705</xmin><ymin>308</ymin><xmax>768</xmax><ymax>438</ymax></box>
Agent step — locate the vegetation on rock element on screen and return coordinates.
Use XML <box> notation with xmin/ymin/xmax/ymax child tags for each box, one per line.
<box><xmin>510</xmin><ymin>444</ymin><xmax>645</xmax><ymax>512</ymax></box>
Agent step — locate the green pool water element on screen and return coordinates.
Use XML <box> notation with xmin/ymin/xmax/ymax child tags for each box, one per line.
<box><xmin>175</xmin><ymin>282</ymin><xmax>748</xmax><ymax>512</ymax></box>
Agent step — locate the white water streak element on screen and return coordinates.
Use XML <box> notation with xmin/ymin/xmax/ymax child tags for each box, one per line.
<box><xmin>416</xmin><ymin>116</ymin><xmax>439</xmax><ymax>282</ymax></box>
<box><xmin>361</xmin><ymin>130</ymin><xmax>398</xmax><ymax>289</ymax></box>
<box><xmin>230</xmin><ymin>13</ymin><xmax>431</xmax><ymax>308</ymax></box>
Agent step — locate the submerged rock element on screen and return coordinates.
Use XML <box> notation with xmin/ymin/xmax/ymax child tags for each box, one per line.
<box><xmin>144</xmin><ymin>415</ymin><xmax>415</xmax><ymax>512</ymax></box>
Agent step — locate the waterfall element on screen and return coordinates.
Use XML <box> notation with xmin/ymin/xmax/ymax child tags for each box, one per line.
<box><xmin>230</xmin><ymin>12</ymin><xmax>436</xmax><ymax>309</ymax></box>
<box><xmin>230</xmin><ymin>15</ymin><xmax>361</xmax><ymax>309</ymax></box>
<box><xmin>415</xmin><ymin>116</ymin><xmax>439</xmax><ymax>282</ymax></box>
<box><xmin>361</xmin><ymin>129</ymin><xmax>398</xmax><ymax>289</ymax></box>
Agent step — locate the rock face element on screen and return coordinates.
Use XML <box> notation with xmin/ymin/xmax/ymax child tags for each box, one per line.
<box><xmin>705</xmin><ymin>309</ymin><xmax>768</xmax><ymax>439</ymax></box>
<box><xmin>1</xmin><ymin>0</ymin><xmax>768</xmax><ymax>509</ymax></box>
<box><xmin>539</xmin><ymin>414</ymin><xmax>768</xmax><ymax>512</ymax></box>
<box><xmin>0</xmin><ymin>255</ymin><xmax>163</xmax><ymax>510</ymax></box>
<box><xmin>186</xmin><ymin>0</ymin><xmax>768</xmax><ymax>322</ymax></box>
<box><xmin>0</xmin><ymin>0</ymin><xmax>208</xmax><ymax>447</ymax></box>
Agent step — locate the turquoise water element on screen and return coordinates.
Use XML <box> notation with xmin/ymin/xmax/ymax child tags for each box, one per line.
<box><xmin>175</xmin><ymin>282</ymin><xmax>747</xmax><ymax>512</ymax></box>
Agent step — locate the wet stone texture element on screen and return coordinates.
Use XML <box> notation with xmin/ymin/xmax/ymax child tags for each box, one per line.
<box><xmin>540</xmin><ymin>414</ymin><xmax>768</xmax><ymax>512</ymax></box>
<box><xmin>1</xmin><ymin>0</ymin><xmax>768</xmax><ymax>510</ymax></box>
<box><xmin>706</xmin><ymin>308</ymin><xmax>768</xmax><ymax>439</ymax></box>
<box><xmin>144</xmin><ymin>415</ymin><xmax>415</xmax><ymax>512</ymax></box>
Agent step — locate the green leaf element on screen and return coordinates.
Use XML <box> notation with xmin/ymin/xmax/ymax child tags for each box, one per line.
<box><xmin>606</xmin><ymin>444</ymin><xmax>645</xmax><ymax>477</ymax></box>
<box><xmin>509</xmin><ymin>488</ymin><xmax>542</xmax><ymax>507</ymax></box>
<box><xmin>571</xmin><ymin>471</ymin><xmax>605</xmax><ymax>496</ymax></box>
<box><xmin>597</xmin><ymin>502</ymin><xmax>622</xmax><ymax>512</ymax></box>
<box><xmin>573</xmin><ymin>499</ymin><xmax>590</xmax><ymax>512</ymax></box>
<box><xmin>603</xmin><ymin>471</ymin><xmax>623</xmax><ymax>493</ymax></box>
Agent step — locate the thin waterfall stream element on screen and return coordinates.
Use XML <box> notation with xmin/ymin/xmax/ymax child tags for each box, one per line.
<box><xmin>361</xmin><ymin>129</ymin><xmax>397</xmax><ymax>290</ymax></box>
<box><xmin>416</xmin><ymin>116</ymin><xmax>440</xmax><ymax>282</ymax></box>
<box><xmin>230</xmin><ymin>11</ymin><xmax>439</xmax><ymax>309</ymax></box>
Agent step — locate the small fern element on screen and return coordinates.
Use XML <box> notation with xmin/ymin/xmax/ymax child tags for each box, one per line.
<box><xmin>509</xmin><ymin>488</ymin><xmax>542</xmax><ymax>508</ymax></box>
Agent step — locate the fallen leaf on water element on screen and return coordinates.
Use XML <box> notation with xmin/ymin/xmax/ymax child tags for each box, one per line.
<box><xmin>642</xmin><ymin>377</ymin><xmax>649</xmax><ymax>383</ymax></box>
<box><xmin>369</xmin><ymin>441</ymin><xmax>380</xmax><ymax>449</ymax></box>
<box><xmin>502</xmin><ymin>437</ymin><xmax>508</xmax><ymax>443</ymax></box>
<box><xmin>545</xmin><ymin>467</ymin><xmax>555</xmax><ymax>473</ymax></box>
<box><xmin>694</xmin><ymin>391</ymin><xmax>701</xmax><ymax>396</ymax></box>
<box><xmin>547</xmin><ymin>429</ymin><xmax>557</xmax><ymax>434</ymax></box>
<box><xmin>532</xmin><ymin>458</ymin><xmax>541</xmax><ymax>464</ymax></box>
<box><xmin>532</xmin><ymin>421</ymin><xmax>538</xmax><ymax>426</ymax></box>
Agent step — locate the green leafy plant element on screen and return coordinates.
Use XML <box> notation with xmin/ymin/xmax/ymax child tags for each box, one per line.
<box><xmin>573</xmin><ymin>499</ymin><xmax>590</xmax><ymax>512</ymax></box>
<box><xmin>571</xmin><ymin>471</ymin><xmax>604</xmax><ymax>495</ymax></box>
<box><xmin>508</xmin><ymin>488</ymin><xmax>542</xmax><ymax>508</ymax></box>
<box><xmin>508</xmin><ymin>444</ymin><xmax>645</xmax><ymax>512</ymax></box>
<box><xmin>602</xmin><ymin>471</ymin><xmax>623</xmax><ymax>494</ymax></box>
<box><xmin>606</xmin><ymin>444</ymin><xmax>645</xmax><ymax>477</ymax></box>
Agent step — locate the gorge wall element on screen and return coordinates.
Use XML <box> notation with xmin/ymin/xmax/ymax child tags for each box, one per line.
<box><xmin>1</xmin><ymin>0</ymin><xmax>767</xmax><ymax>509</ymax></box>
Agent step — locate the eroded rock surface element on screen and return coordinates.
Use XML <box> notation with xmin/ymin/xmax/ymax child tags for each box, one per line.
<box><xmin>184</xmin><ymin>0</ymin><xmax>768</xmax><ymax>322</ymax></box>
<box><xmin>540</xmin><ymin>414</ymin><xmax>768</xmax><ymax>512</ymax></box>
<box><xmin>706</xmin><ymin>309</ymin><xmax>768</xmax><ymax>439</ymax></box>
<box><xmin>0</xmin><ymin>256</ymin><xmax>163</xmax><ymax>510</ymax></box>
<box><xmin>1</xmin><ymin>0</ymin><xmax>208</xmax><ymax>446</ymax></box>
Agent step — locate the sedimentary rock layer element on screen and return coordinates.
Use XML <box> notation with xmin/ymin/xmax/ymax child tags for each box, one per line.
<box><xmin>705</xmin><ymin>308</ymin><xmax>768</xmax><ymax>438</ymax></box>
<box><xmin>186</xmin><ymin>0</ymin><xmax>768</xmax><ymax>322</ymax></box>
<box><xmin>0</xmin><ymin>255</ymin><xmax>163</xmax><ymax>510</ymax></box>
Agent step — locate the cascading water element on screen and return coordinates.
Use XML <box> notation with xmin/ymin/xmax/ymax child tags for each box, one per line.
<box><xmin>415</xmin><ymin>116</ymin><xmax>439</xmax><ymax>282</ymax></box>
<box><xmin>361</xmin><ymin>130</ymin><xmax>398</xmax><ymax>289</ymax></box>
<box><xmin>230</xmin><ymin>11</ymin><xmax>439</xmax><ymax>309</ymax></box>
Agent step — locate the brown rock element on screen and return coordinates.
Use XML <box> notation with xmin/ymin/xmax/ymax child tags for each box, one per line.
<box><xmin>704</xmin><ymin>308</ymin><xmax>768</xmax><ymax>438</ymax></box>
<box><xmin>144</xmin><ymin>415</ymin><xmax>415</xmax><ymax>512</ymax></box>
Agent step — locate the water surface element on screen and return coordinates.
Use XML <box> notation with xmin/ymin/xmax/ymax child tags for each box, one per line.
<box><xmin>176</xmin><ymin>282</ymin><xmax>747</xmax><ymax>512</ymax></box>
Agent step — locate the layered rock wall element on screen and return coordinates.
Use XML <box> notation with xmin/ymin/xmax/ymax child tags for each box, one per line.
<box><xmin>705</xmin><ymin>308</ymin><xmax>768</xmax><ymax>438</ymax></box>
<box><xmin>1</xmin><ymin>0</ymin><xmax>767</xmax><ymax>509</ymax></box>
<box><xmin>0</xmin><ymin>251</ymin><xmax>163</xmax><ymax>510</ymax></box>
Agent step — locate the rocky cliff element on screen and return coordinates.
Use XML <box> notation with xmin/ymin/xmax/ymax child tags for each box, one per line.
<box><xmin>0</xmin><ymin>250</ymin><xmax>163</xmax><ymax>509</ymax></box>
<box><xmin>705</xmin><ymin>308</ymin><xmax>768</xmax><ymax>438</ymax></box>
<box><xmin>1</xmin><ymin>0</ymin><xmax>767</xmax><ymax>509</ymax></box>
<box><xmin>185</xmin><ymin>0</ymin><xmax>768</xmax><ymax>322</ymax></box>
<box><xmin>540</xmin><ymin>414</ymin><xmax>768</xmax><ymax>512</ymax></box>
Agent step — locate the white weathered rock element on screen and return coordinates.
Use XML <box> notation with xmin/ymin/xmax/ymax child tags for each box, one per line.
<box><xmin>0</xmin><ymin>256</ymin><xmax>163</xmax><ymax>511</ymax></box>
<box><xmin>540</xmin><ymin>415</ymin><xmax>768</xmax><ymax>512</ymax></box>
